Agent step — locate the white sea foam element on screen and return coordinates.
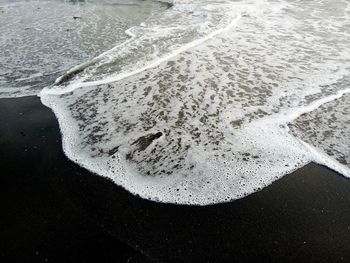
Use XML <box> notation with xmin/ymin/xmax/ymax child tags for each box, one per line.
<box><xmin>38</xmin><ymin>0</ymin><xmax>350</xmax><ymax>205</ymax></box>
<box><xmin>43</xmin><ymin>0</ymin><xmax>258</xmax><ymax>95</ymax></box>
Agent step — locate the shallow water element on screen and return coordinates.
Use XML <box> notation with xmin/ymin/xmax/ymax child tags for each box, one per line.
<box><xmin>1</xmin><ymin>0</ymin><xmax>350</xmax><ymax>205</ymax></box>
<box><xmin>291</xmin><ymin>85</ymin><xmax>350</xmax><ymax>168</ymax></box>
<box><xmin>0</xmin><ymin>0</ymin><xmax>167</xmax><ymax>97</ymax></box>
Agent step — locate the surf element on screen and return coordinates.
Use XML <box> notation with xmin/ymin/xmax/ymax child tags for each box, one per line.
<box><xmin>38</xmin><ymin>0</ymin><xmax>350</xmax><ymax>205</ymax></box>
<box><xmin>1</xmin><ymin>0</ymin><xmax>349</xmax><ymax>205</ymax></box>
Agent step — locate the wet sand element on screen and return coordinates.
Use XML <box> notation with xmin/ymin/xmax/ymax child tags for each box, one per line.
<box><xmin>1</xmin><ymin>96</ymin><xmax>350</xmax><ymax>262</ymax></box>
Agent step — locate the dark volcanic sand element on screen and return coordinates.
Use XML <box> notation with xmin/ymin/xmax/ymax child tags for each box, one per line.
<box><xmin>1</xmin><ymin>96</ymin><xmax>350</xmax><ymax>262</ymax></box>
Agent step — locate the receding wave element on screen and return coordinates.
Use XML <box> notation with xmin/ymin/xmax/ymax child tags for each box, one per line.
<box><xmin>4</xmin><ymin>0</ymin><xmax>350</xmax><ymax>205</ymax></box>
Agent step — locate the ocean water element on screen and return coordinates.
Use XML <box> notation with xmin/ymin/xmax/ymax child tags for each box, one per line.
<box><xmin>0</xmin><ymin>0</ymin><xmax>168</xmax><ymax>97</ymax></box>
<box><xmin>1</xmin><ymin>0</ymin><xmax>349</xmax><ymax>205</ymax></box>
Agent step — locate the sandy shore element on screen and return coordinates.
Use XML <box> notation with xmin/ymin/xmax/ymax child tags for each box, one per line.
<box><xmin>1</xmin><ymin>96</ymin><xmax>350</xmax><ymax>262</ymax></box>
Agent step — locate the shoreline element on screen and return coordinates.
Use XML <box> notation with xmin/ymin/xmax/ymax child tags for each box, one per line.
<box><xmin>1</xmin><ymin>96</ymin><xmax>350</xmax><ymax>262</ymax></box>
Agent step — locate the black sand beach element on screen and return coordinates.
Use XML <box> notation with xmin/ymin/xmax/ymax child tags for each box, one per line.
<box><xmin>1</xmin><ymin>96</ymin><xmax>350</xmax><ymax>262</ymax></box>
